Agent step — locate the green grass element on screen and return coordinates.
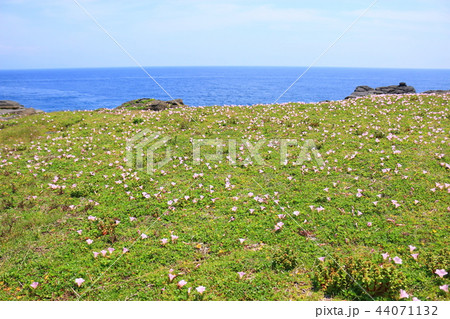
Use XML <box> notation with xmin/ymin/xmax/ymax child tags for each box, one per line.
<box><xmin>0</xmin><ymin>94</ymin><xmax>448</xmax><ymax>300</ymax></box>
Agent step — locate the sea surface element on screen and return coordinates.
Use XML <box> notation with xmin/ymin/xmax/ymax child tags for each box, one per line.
<box><xmin>0</xmin><ymin>67</ymin><xmax>449</xmax><ymax>112</ymax></box>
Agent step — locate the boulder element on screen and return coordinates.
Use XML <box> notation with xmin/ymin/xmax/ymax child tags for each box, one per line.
<box><xmin>0</xmin><ymin>100</ymin><xmax>43</xmax><ymax>120</ymax></box>
<box><xmin>117</xmin><ymin>98</ymin><xmax>186</xmax><ymax>111</ymax></box>
<box><xmin>345</xmin><ymin>83</ymin><xmax>416</xmax><ymax>99</ymax></box>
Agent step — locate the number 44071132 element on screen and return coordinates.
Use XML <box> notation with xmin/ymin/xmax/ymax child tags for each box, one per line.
<box><xmin>376</xmin><ymin>306</ymin><xmax>438</xmax><ymax>316</ymax></box>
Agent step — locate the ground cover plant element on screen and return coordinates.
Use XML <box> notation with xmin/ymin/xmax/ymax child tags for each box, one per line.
<box><xmin>0</xmin><ymin>93</ymin><xmax>448</xmax><ymax>300</ymax></box>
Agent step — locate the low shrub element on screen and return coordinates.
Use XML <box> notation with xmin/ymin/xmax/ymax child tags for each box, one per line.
<box><xmin>271</xmin><ymin>248</ymin><xmax>298</xmax><ymax>271</ymax></box>
<box><xmin>312</xmin><ymin>255</ymin><xmax>406</xmax><ymax>300</ymax></box>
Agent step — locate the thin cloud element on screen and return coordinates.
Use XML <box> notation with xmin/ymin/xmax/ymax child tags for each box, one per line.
<box><xmin>132</xmin><ymin>3</ymin><xmax>337</xmax><ymax>34</ymax></box>
<box><xmin>346</xmin><ymin>8</ymin><xmax>450</xmax><ymax>24</ymax></box>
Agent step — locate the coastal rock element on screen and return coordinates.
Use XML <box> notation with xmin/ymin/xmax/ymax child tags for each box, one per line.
<box><xmin>0</xmin><ymin>100</ymin><xmax>24</xmax><ymax>109</ymax></box>
<box><xmin>422</xmin><ymin>89</ymin><xmax>450</xmax><ymax>94</ymax></box>
<box><xmin>0</xmin><ymin>100</ymin><xmax>43</xmax><ymax>120</ymax></box>
<box><xmin>345</xmin><ymin>82</ymin><xmax>416</xmax><ymax>99</ymax></box>
<box><xmin>117</xmin><ymin>98</ymin><xmax>186</xmax><ymax>111</ymax></box>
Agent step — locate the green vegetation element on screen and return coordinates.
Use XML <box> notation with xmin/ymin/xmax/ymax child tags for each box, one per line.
<box><xmin>0</xmin><ymin>94</ymin><xmax>448</xmax><ymax>300</ymax></box>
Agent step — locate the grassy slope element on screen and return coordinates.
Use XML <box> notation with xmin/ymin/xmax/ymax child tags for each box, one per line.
<box><xmin>0</xmin><ymin>94</ymin><xmax>448</xmax><ymax>301</ymax></box>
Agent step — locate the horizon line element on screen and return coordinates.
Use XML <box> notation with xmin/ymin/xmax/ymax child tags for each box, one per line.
<box><xmin>1</xmin><ymin>65</ymin><xmax>450</xmax><ymax>72</ymax></box>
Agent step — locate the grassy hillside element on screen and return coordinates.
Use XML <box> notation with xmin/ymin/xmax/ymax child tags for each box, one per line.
<box><xmin>0</xmin><ymin>94</ymin><xmax>448</xmax><ymax>301</ymax></box>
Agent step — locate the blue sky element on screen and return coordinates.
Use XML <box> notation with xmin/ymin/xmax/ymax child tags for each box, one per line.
<box><xmin>1</xmin><ymin>0</ymin><xmax>449</xmax><ymax>69</ymax></box>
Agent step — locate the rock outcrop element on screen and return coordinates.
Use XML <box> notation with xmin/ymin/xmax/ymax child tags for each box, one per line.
<box><xmin>345</xmin><ymin>82</ymin><xmax>416</xmax><ymax>99</ymax></box>
<box><xmin>422</xmin><ymin>89</ymin><xmax>450</xmax><ymax>94</ymax></box>
<box><xmin>117</xmin><ymin>98</ymin><xmax>185</xmax><ymax>111</ymax></box>
<box><xmin>0</xmin><ymin>100</ymin><xmax>43</xmax><ymax>119</ymax></box>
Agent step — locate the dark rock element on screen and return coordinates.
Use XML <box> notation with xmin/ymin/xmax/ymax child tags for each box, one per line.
<box><xmin>375</xmin><ymin>84</ymin><xmax>416</xmax><ymax>95</ymax></box>
<box><xmin>354</xmin><ymin>86</ymin><xmax>373</xmax><ymax>93</ymax></box>
<box><xmin>0</xmin><ymin>100</ymin><xmax>24</xmax><ymax>109</ymax></box>
<box><xmin>0</xmin><ymin>100</ymin><xmax>43</xmax><ymax>120</ymax></box>
<box><xmin>422</xmin><ymin>89</ymin><xmax>450</xmax><ymax>94</ymax></box>
<box><xmin>345</xmin><ymin>82</ymin><xmax>416</xmax><ymax>99</ymax></box>
<box><xmin>117</xmin><ymin>98</ymin><xmax>186</xmax><ymax>111</ymax></box>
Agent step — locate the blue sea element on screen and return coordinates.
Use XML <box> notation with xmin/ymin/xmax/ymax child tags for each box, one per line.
<box><xmin>0</xmin><ymin>67</ymin><xmax>449</xmax><ymax>112</ymax></box>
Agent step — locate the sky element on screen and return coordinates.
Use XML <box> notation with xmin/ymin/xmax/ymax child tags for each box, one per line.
<box><xmin>0</xmin><ymin>0</ymin><xmax>449</xmax><ymax>69</ymax></box>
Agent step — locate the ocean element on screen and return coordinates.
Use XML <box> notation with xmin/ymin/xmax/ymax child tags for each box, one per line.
<box><xmin>0</xmin><ymin>66</ymin><xmax>449</xmax><ymax>112</ymax></box>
